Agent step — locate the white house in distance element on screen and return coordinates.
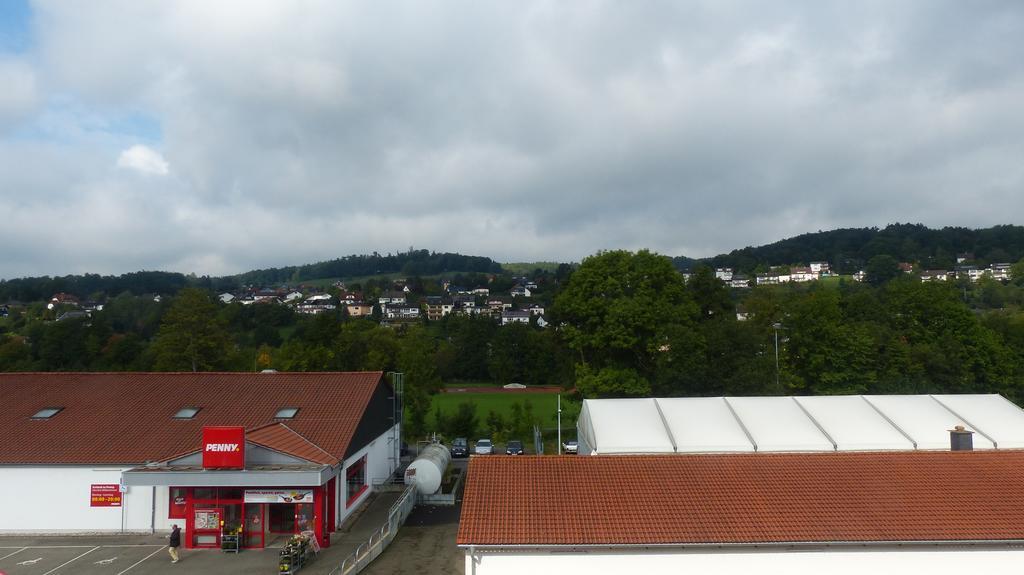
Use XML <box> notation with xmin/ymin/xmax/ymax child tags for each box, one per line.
<box><xmin>0</xmin><ymin>372</ymin><xmax>401</xmax><ymax>551</ymax></box>
<box><xmin>458</xmin><ymin>451</ymin><xmax>1024</xmax><ymax>574</ymax></box>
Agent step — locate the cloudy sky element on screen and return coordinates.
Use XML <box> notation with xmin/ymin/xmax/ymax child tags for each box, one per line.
<box><xmin>1</xmin><ymin>1</ymin><xmax>1023</xmax><ymax>279</ymax></box>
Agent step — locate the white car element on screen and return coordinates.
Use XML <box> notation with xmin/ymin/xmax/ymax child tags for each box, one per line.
<box><xmin>474</xmin><ymin>439</ymin><xmax>493</xmax><ymax>455</ymax></box>
<box><xmin>562</xmin><ymin>439</ymin><xmax>578</xmax><ymax>454</ymax></box>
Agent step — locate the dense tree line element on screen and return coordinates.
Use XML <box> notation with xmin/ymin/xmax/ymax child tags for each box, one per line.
<box><xmin>556</xmin><ymin>251</ymin><xmax>1024</xmax><ymax>403</ymax></box>
<box><xmin>0</xmin><ymin>271</ymin><xmax>192</xmax><ymax>303</ymax></box>
<box><xmin>683</xmin><ymin>223</ymin><xmax>1024</xmax><ymax>275</ymax></box>
<box><xmin>232</xmin><ymin>249</ymin><xmax>503</xmax><ymax>285</ymax></box>
<box><xmin>5</xmin><ymin>249</ymin><xmax>1024</xmax><ymax>432</ymax></box>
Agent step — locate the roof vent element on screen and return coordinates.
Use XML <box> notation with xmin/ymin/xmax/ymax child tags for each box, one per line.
<box><xmin>950</xmin><ymin>425</ymin><xmax>974</xmax><ymax>451</ymax></box>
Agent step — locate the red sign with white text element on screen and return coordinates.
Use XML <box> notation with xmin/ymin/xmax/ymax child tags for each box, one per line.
<box><xmin>90</xmin><ymin>484</ymin><xmax>122</xmax><ymax>507</ymax></box>
<box><xmin>202</xmin><ymin>426</ymin><xmax>245</xmax><ymax>468</ymax></box>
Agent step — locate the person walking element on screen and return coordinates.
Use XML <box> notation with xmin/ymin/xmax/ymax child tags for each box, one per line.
<box><xmin>168</xmin><ymin>524</ymin><xmax>181</xmax><ymax>563</ymax></box>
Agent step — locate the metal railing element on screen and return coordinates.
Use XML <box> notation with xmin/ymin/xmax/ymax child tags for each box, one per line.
<box><xmin>330</xmin><ymin>484</ymin><xmax>417</xmax><ymax>575</ymax></box>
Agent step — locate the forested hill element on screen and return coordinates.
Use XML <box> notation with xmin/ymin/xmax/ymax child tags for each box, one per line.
<box><xmin>231</xmin><ymin>249</ymin><xmax>503</xmax><ymax>285</ymax></box>
<box><xmin>676</xmin><ymin>224</ymin><xmax>1024</xmax><ymax>274</ymax></box>
<box><xmin>0</xmin><ymin>250</ymin><xmax>503</xmax><ymax>302</ymax></box>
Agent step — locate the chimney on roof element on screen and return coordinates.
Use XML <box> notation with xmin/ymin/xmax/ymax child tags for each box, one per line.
<box><xmin>949</xmin><ymin>425</ymin><xmax>974</xmax><ymax>451</ymax></box>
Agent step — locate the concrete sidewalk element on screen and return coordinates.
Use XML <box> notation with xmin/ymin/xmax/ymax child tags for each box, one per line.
<box><xmin>302</xmin><ymin>490</ymin><xmax>403</xmax><ymax>575</ymax></box>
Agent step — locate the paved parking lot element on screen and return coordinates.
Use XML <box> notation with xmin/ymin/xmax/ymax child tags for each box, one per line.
<box><xmin>0</xmin><ymin>535</ymin><xmax>324</xmax><ymax>575</ymax></box>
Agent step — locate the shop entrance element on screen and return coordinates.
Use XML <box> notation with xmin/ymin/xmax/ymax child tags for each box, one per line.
<box><xmin>268</xmin><ymin>503</ymin><xmax>315</xmax><ymax>534</ymax></box>
<box><xmin>244</xmin><ymin>504</ymin><xmax>265</xmax><ymax>548</ymax></box>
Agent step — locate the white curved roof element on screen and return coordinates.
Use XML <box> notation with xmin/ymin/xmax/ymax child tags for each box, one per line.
<box><xmin>577</xmin><ymin>394</ymin><xmax>1024</xmax><ymax>454</ymax></box>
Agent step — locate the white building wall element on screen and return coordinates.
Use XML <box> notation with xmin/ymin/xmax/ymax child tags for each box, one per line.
<box><xmin>465</xmin><ymin>547</ymin><xmax>1024</xmax><ymax>575</ymax></box>
<box><xmin>0</xmin><ymin>466</ymin><xmax>166</xmax><ymax>533</ymax></box>
<box><xmin>336</xmin><ymin>424</ymin><xmax>400</xmax><ymax>527</ymax></box>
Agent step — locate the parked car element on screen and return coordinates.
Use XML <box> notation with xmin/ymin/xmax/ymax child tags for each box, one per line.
<box><xmin>450</xmin><ymin>437</ymin><xmax>468</xmax><ymax>458</ymax></box>
<box><xmin>562</xmin><ymin>439</ymin><xmax>578</xmax><ymax>454</ymax></box>
<box><xmin>474</xmin><ymin>439</ymin><xmax>493</xmax><ymax>455</ymax></box>
<box><xmin>505</xmin><ymin>440</ymin><xmax>524</xmax><ymax>455</ymax></box>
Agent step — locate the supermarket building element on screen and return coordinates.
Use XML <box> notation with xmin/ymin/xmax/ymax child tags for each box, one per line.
<box><xmin>0</xmin><ymin>372</ymin><xmax>401</xmax><ymax>550</ymax></box>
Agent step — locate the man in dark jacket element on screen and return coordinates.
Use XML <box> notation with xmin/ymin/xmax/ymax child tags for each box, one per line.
<box><xmin>168</xmin><ymin>524</ymin><xmax>181</xmax><ymax>563</ymax></box>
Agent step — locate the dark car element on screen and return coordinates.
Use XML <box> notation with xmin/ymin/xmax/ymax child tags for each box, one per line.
<box><xmin>505</xmin><ymin>440</ymin><xmax>524</xmax><ymax>455</ymax></box>
<box><xmin>450</xmin><ymin>437</ymin><xmax>468</xmax><ymax>458</ymax></box>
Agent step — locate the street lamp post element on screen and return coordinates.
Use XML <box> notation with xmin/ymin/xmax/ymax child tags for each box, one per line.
<box><xmin>772</xmin><ymin>322</ymin><xmax>782</xmax><ymax>391</ymax></box>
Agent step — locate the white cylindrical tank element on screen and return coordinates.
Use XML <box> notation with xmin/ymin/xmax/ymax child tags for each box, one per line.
<box><xmin>404</xmin><ymin>443</ymin><xmax>451</xmax><ymax>495</ymax></box>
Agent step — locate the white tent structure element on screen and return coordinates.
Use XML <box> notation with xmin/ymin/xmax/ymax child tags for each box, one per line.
<box><xmin>576</xmin><ymin>394</ymin><xmax>1024</xmax><ymax>455</ymax></box>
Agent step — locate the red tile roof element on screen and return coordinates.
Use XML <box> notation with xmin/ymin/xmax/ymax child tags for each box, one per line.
<box><xmin>246</xmin><ymin>423</ymin><xmax>338</xmax><ymax>465</ymax></box>
<box><xmin>458</xmin><ymin>451</ymin><xmax>1024</xmax><ymax>546</ymax></box>
<box><xmin>0</xmin><ymin>372</ymin><xmax>384</xmax><ymax>465</ymax></box>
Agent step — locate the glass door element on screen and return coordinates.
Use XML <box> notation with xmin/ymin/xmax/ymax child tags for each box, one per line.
<box><xmin>244</xmin><ymin>504</ymin><xmax>264</xmax><ymax>548</ymax></box>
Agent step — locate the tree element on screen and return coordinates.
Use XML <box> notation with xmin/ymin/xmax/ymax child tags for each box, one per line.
<box><xmin>151</xmin><ymin>288</ymin><xmax>231</xmax><ymax>372</ymax></box>
<box><xmin>865</xmin><ymin>255</ymin><xmax>901</xmax><ymax>286</ymax></box>
<box><xmin>448</xmin><ymin>401</ymin><xmax>479</xmax><ymax>438</ymax></box>
<box><xmin>553</xmin><ymin>250</ymin><xmax>700</xmax><ymax>397</ymax></box>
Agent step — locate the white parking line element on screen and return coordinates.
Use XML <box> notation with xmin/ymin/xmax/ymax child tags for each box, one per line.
<box><xmin>41</xmin><ymin>546</ymin><xmax>99</xmax><ymax>575</ymax></box>
<box><xmin>116</xmin><ymin>546</ymin><xmax>167</xmax><ymax>575</ymax></box>
<box><xmin>0</xmin><ymin>547</ymin><xmax>27</xmax><ymax>560</ymax></box>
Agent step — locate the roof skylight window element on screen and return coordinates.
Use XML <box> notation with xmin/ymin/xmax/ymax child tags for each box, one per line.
<box><xmin>31</xmin><ymin>407</ymin><xmax>63</xmax><ymax>419</ymax></box>
<box><xmin>173</xmin><ymin>407</ymin><xmax>201</xmax><ymax>419</ymax></box>
<box><xmin>274</xmin><ymin>407</ymin><xmax>300</xmax><ymax>419</ymax></box>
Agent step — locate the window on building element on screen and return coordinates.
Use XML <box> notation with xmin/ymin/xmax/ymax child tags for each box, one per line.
<box><xmin>346</xmin><ymin>456</ymin><xmax>368</xmax><ymax>507</ymax></box>
<box><xmin>274</xmin><ymin>407</ymin><xmax>299</xmax><ymax>419</ymax></box>
<box><xmin>173</xmin><ymin>407</ymin><xmax>201</xmax><ymax>419</ymax></box>
<box><xmin>31</xmin><ymin>407</ymin><xmax>63</xmax><ymax>419</ymax></box>
<box><xmin>169</xmin><ymin>487</ymin><xmax>187</xmax><ymax>518</ymax></box>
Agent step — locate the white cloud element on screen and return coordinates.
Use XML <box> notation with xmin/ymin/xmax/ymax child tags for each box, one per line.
<box><xmin>0</xmin><ymin>57</ymin><xmax>37</xmax><ymax>128</ymax></box>
<box><xmin>0</xmin><ymin>1</ymin><xmax>1023</xmax><ymax>278</ymax></box>
<box><xmin>116</xmin><ymin>145</ymin><xmax>169</xmax><ymax>176</ymax></box>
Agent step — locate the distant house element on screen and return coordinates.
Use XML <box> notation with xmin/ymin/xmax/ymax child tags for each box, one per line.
<box><xmin>454</xmin><ymin>294</ymin><xmax>477</xmax><ymax>309</ymax></box>
<box><xmin>527</xmin><ymin>304</ymin><xmax>545</xmax><ymax>316</ymax></box>
<box><xmin>48</xmin><ymin>292</ymin><xmax>80</xmax><ymax>310</ymax></box>
<box><xmin>347</xmin><ymin>303</ymin><xmax>373</xmax><ymax>317</ymax></box>
<box><xmin>424</xmin><ymin>297</ymin><xmax>454</xmax><ymax>321</ymax></box>
<box><xmin>990</xmin><ymin>263</ymin><xmax>1013</xmax><ymax>281</ymax></box>
<box><xmin>728</xmin><ymin>276</ymin><xmax>750</xmax><ymax>289</ymax></box>
<box><xmin>714</xmin><ymin>268</ymin><xmax>733</xmax><ymax>282</ymax></box>
<box><xmin>297</xmin><ymin>295</ymin><xmax>337</xmax><ymax>315</ymax></box>
<box><xmin>283</xmin><ymin>291</ymin><xmax>305</xmax><ymax>303</ymax></box>
<box><xmin>339</xmin><ymin>292</ymin><xmax>363</xmax><ymax>305</ymax></box>
<box><xmin>789</xmin><ymin>267</ymin><xmax>816</xmax><ymax>282</ymax></box>
<box><xmin>510</xmin><ymin>285</ymin><xmax>532</xmax><ymax>298</ymax></box>
<box><xmin>501</xmin><ymin>309</ymin><xmax>531</xmax><ymax>326</ymax></box>
<box><xmin>56</xmin><ymin>310</ymin><xmax>90</xmax><ymax>322</ymax></box>
<box><xmin>956</xmin><ymin>252</ymin><xmax>974</xmax><ymax>264</ymax></box>
<box><xmin>956</xmin><ymin>266</ymin><xmax>985</xmax><ymax>282</ymax></box>
<box><xmin>384</xmin><ymin>305</ymin><xmax>421</xmax><ymax>320</ymax></box>
<box><xmin>488</xmin><ymin>299</ymin><xmax>512</xmax><ymax>312</ymax></box>
<box><xmin>735</xmin><ymin>305</ymin><xmax>750</xmax><ymax>321</ymax></box>
<box><xmin>252</xmin><ymin>289</ymin><xmax>280</xmax><ymax>302</ymax></box>
<box><xmin>756</xmin><ymin>274</ymin><xmax>778</xmax><ymax>286</ymax></box>
<box><xmin>378</xmin><ymin>292</ymin><xmax>407</xmax><ymax>305</ymax></box>
<box><xmin>219</xmin><ymin>293</ymin><xmax>235</xmax><ymax>304</ymax></box>
<box><xmin>809</xmin><ymin>261</ymin><xmax>830</xmax><ymax>274</ymax></box>
<box><xmin>852</xmin><ymin>270</ymin><xmax>867</xmax><ymax>282</ymax></box>
<box><xmin>920</xmin><ymin>270</ymin><xmax>951</xmax><ymax>282</ymax></box>
<box><xmin>898</xmin><ymin>262</ymin><xmax>914</xmax><ymax>274</ymax></box>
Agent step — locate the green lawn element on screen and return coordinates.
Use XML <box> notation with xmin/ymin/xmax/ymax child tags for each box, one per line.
<box><xmin>430</xmin><ymin>391</ymin><xmax>567</xmax><ymax>427</ymax></box>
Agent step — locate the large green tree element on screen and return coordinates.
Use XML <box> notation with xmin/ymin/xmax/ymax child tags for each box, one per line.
<box><xmin>151</xmin><ymin>288</ymin><xmax>232</xmax><ymax>372</ymax></box>
<box><xmin>553</xmin><ymin>250</ymin><xmax>700</xmax><ymax>397</ymax></box>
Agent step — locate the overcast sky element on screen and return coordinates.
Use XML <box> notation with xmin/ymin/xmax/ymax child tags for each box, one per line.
<box><xmin>1</xmin><ymin>1</ymin><xmax>1023</xmax><ymax>279</ymax></box>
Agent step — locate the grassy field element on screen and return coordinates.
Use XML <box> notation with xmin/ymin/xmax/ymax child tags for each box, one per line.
<box><xmin>432</xmin><ymin>391</ymin><xmax>564</xmax><ymax>425</ymax></box>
